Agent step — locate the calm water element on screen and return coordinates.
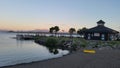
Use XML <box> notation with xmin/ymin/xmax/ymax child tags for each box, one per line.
<box><xmin>0</xmin><ymin>32</ymin><xmax>69</xmax><ymax>67</ymax></box>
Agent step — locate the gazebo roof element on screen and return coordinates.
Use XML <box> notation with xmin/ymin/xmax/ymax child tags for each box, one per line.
<box><xmin>84</xmin><ymin>20</ymin><xmax>119</xmax><ymax>34</ymax></box>
<box><xmin>97</xmin><ymin>20</ymin><xmax>105</xmax><ymax>25</ymax></box>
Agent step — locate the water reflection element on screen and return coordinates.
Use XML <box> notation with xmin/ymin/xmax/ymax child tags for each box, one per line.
<box><xmin>46</xmin><ymin>46</ymin><xmax>59</xmax><ymax>54</ymax></box>
<box><xmin>16</xmin><ymin>39</ymin><xmax>33</xmax><ymax>47</ymax></box>
<box><xmin>16</xmin><ymin>38</ymin><xmax>67</xmax><ymax>55</ymax></box>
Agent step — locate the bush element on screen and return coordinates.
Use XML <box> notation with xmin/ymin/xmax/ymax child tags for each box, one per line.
<box><xmin>71</xmin><ymin>43</ymin><xmax>78</xmax><ymax>51</ymax></box>
<box><xmin>80</xmin><ymin>39</ymin><xmax>87</xmax><ymax>48</ymax></box>
<box><xmin>45</xmin><ymin>37</ymin><xmax>58</xmax><ymax>47</ymax></box>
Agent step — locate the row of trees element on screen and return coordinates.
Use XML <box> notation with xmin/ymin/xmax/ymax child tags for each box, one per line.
<box><xmin>49</xmin><ymin>26</ymin><xmax>60</xmax><ymax>36</ymax></box>
<box><xmin>49</xmin><ymin>26</ymin><xmax>87</xmax><ymax>37</ymax></box>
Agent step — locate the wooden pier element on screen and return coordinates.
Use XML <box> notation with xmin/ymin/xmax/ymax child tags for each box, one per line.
<box><xmin>15</xmin><ymin>32</ymin><xmax>81</xmax><ymax>40</ymax></box>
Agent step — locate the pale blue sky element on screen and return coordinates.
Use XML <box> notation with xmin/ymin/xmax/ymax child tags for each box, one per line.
<box><xmin>0</xmin><ymin>0</ymin><xmax>120</xmax><ymax>31</ymax></box>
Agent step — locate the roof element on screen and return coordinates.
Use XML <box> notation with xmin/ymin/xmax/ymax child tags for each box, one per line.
<box><xmin>97</xmin><ymin>20</ymin><xmax>105</xmax><ymax>25</ymax></box>
<box><xmin>85</xmin><ymin>25</ymin><xmax>119</xmax><ymax>34</ymax></box>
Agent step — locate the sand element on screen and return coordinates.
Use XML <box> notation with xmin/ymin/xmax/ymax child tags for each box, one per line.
<box><xmin>2</xmin><ymin>49</ymin><xmax>120</xmax><ymax>68</ymax></box>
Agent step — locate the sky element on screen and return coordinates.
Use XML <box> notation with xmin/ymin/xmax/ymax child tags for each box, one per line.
<box><xmin>0</xmin><ymin>0</ymin><xmax>120</xmax><ymax>32</ymax></box>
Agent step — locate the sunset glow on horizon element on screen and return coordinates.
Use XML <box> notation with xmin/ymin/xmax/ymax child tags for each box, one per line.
<box><xmin>0</xmin><ymin>0</ymin><xmax>120</xmax><ymax>32</ymax></box>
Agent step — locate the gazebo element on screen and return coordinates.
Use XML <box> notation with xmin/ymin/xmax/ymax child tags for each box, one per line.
<box><xmin>83</xmin><ymin>20</ymin><xmax>119</xmax><ymax>41</ymax></box>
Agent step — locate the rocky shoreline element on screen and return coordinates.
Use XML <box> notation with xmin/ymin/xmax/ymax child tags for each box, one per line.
<box><xmin>34</xmin><ymin>36</ymin><xmax>120</xmax><ymax>53</ymax></box>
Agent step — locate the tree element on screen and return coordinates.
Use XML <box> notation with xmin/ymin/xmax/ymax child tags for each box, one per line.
<box><xmin>49</xmin><ymin>26</ymin><xmax>60</xmax><ymax>36</ymax></box>
<box><xmin>49</xmin><ymin>27</ymin><xmax>54</xmax><ymax>36</ymax></box>
<box><xmin>54</xmin><ymin>26</ymin><xmax>60</xmax><ymax>36</ymax></box>
<box><xmin>77</xmin><ymin>27</ymin><xmax>87</xmax><ymax>37</ymax></box>
<box><xmin>69</xmin><ymin>28</ymin><xmax>76</xmax><ymax>38</ymax></box>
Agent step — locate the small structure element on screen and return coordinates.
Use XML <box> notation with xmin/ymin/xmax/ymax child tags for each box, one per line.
<box><xmin>83</xmin><ymin>20</ymin><xmax>119</xmax><ymax>41</ymax></box>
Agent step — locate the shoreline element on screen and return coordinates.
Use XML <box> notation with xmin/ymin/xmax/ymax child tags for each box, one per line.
<box><xmin>1</xmin><ymin>50</ymin><xmax>72</xmax><ymax>68</ymax></box>
<box><xmin>2</xmin><ymin>49</ymin><xmax>120</xmax><ymax>68</ymax></box>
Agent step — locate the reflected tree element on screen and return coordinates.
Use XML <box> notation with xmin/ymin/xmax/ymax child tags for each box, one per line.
<box><xmin>45</xmin><ymin>37</ymin><xmax>59</xmax><ymax>54</ymax></box>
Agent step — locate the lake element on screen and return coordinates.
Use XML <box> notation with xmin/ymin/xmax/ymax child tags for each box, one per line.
<box><xmin>0</xmin><ymin>32</ymin><xmax>69</xmax><ymax>67</ymax></box>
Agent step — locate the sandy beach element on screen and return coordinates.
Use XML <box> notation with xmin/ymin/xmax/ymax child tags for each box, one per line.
<box><xmin>2</xmin><ymin>49</ymin><xmax>120</xmax><ymax>68</ymax></box>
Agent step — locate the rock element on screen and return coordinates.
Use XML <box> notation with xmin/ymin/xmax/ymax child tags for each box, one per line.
<box><xmin>35</xmin><ymin>40</ymin><xmax>45</xmax><ymax>45</ymax></box>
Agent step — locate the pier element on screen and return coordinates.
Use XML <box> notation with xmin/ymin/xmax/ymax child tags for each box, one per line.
<box><xmin>15</xmin><ymin>32</ymin><xmax>81</xmax><ymax>40</ymax></box>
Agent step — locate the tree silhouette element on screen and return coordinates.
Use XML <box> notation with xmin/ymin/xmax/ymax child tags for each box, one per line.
<box><xmin>54</xmin><ymin>26</ymin><xmax>60</xmax><ymax>36</ymax></box>
<box><xmin>77</xmin><ymin>27</ymin><xmax>87</xmax><ymax>35</ymax></box>
<box><xmin>49</xmin><ymin>27</ymin><xmax>54</xmax><ymax>36</ymax></box>
<box><xmin>69</xmin><ymin>28</ymin><xmax>76</xmax><ymax>38</ymax></box>
<box><xmin>49</xmin><ymin>26</ymin><xmax>60</xmax><ymax>36</ymax></box>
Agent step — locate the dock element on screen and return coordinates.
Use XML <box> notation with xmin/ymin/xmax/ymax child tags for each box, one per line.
<box><xmin>15</xmin><ymin>32</ymin><xmax>81</xmax><ymax>40</ymax></box>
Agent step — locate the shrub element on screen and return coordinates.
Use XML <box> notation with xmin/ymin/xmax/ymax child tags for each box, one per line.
<box><xmin>80</xmin><ymin>39</ymin><xmax>87</xmax><ymax>48</ymax></box>
<box><xmin>71</xmin><ymin>43</ymin><xmax>78</xmax><ymax>51</ymax></box>
<box><xmin>45</xmin><ymin>37</ymin><xmax>58</xmax><ymax>47</ymax></box>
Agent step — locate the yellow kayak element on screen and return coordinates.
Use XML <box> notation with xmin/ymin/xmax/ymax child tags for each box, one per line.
<box><xmin>83</xmin><ymin>49</ymin><xmax>96</xmax><ymax>53</ymax></box>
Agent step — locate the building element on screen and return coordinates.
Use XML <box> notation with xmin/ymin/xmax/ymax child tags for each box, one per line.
<box><xmin>83</xmin><ymin>20</ymin><xmax>119</xmax><ymax>41</ymax></box>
